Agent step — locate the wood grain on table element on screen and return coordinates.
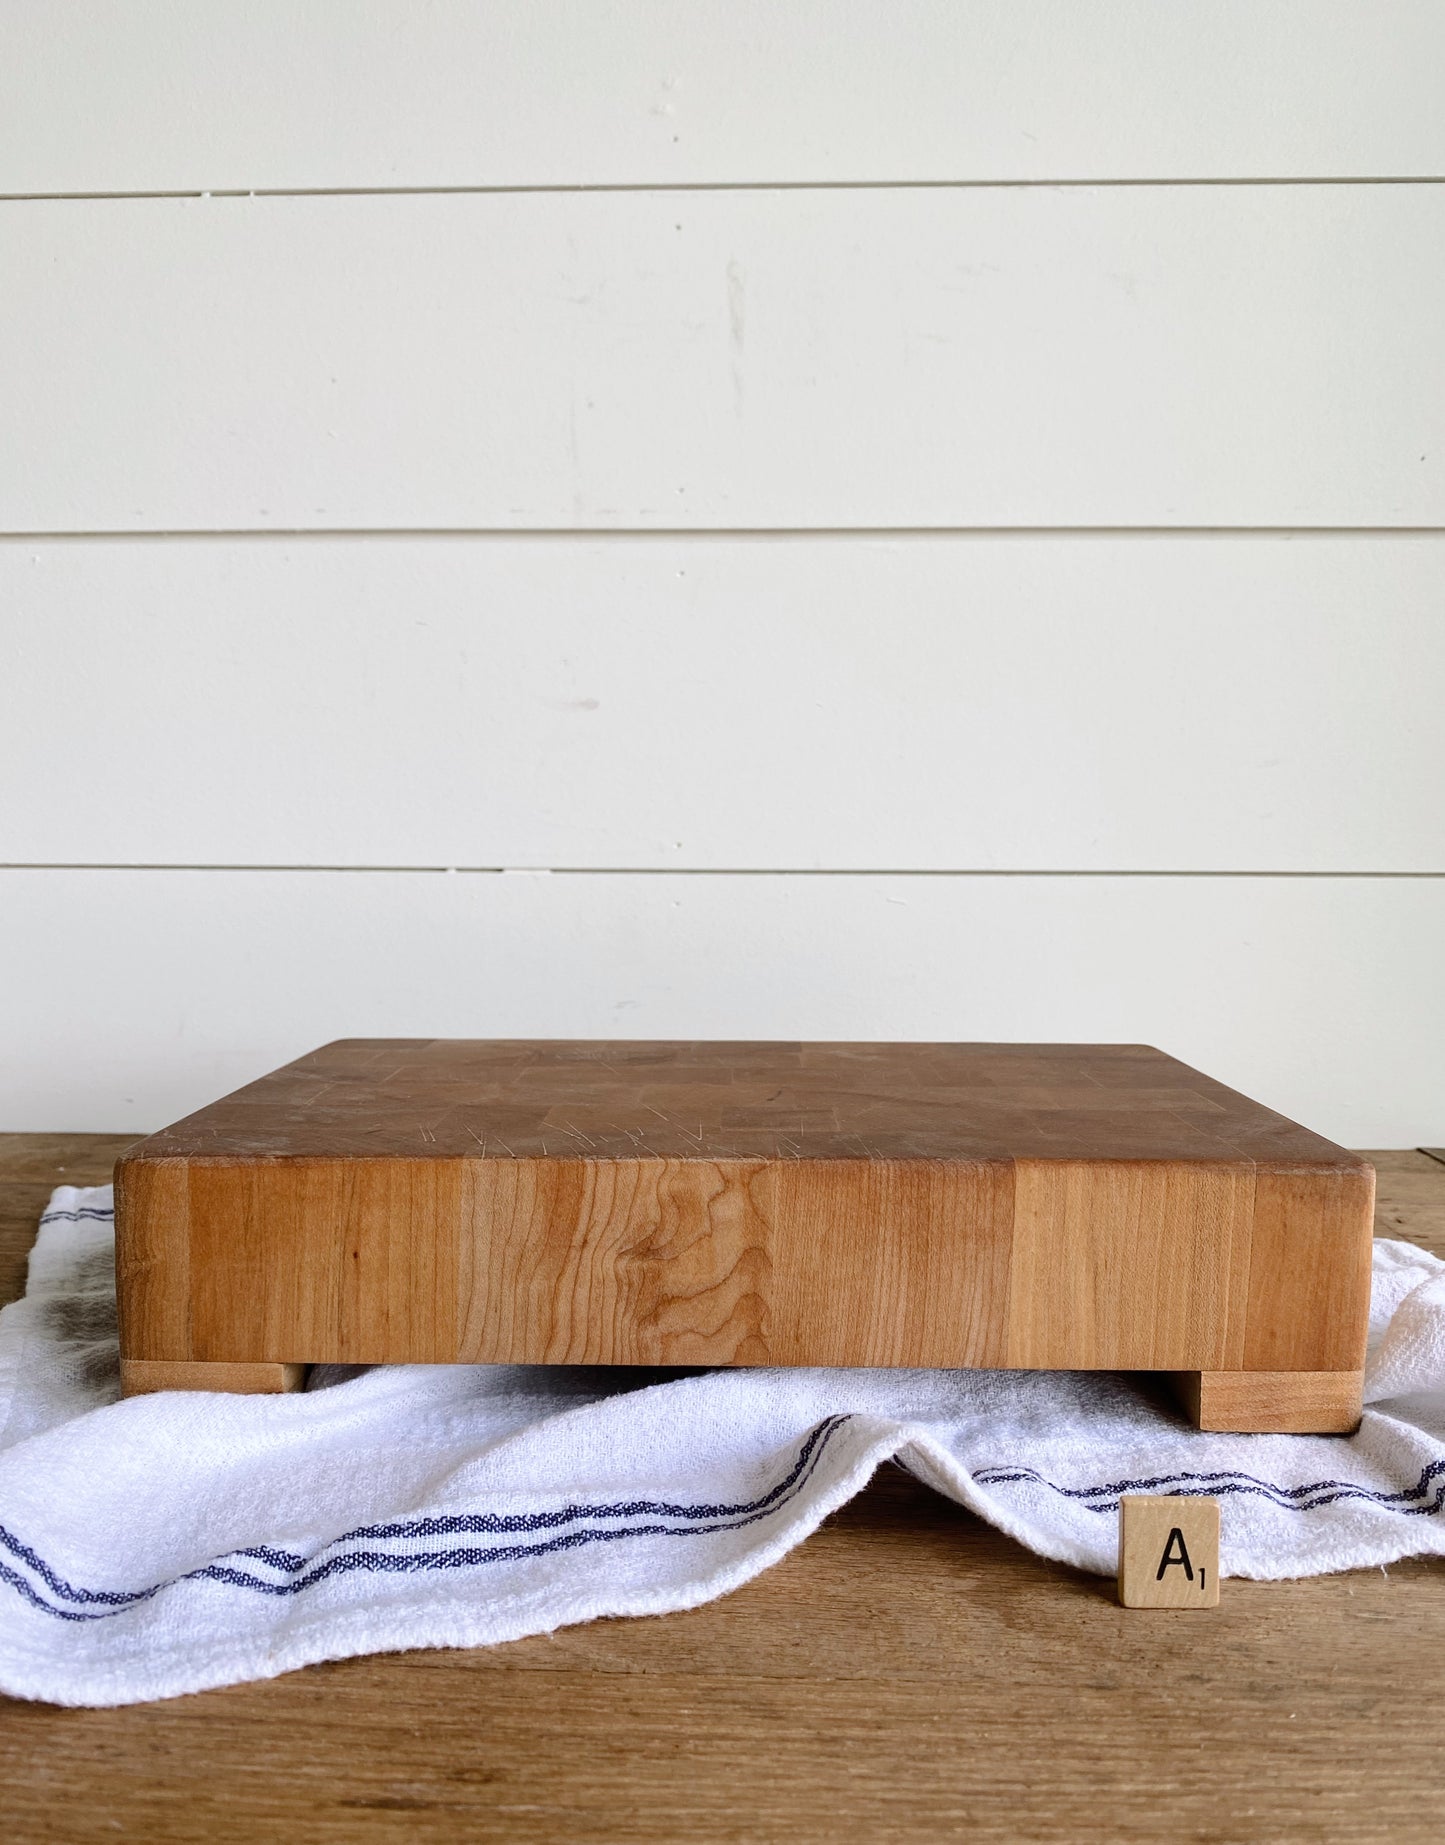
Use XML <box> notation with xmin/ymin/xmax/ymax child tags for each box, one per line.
<box><xmin>2</xmin><ymin>1134</ymin><xmax>1444</xmax><ymax>1844</ymax></box>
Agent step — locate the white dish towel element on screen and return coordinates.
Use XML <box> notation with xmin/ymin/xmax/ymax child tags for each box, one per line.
<box><xmin>2</xmin><ymin>1184</ymin><xmax>1444</xmax><ymax>1707</ymax></box>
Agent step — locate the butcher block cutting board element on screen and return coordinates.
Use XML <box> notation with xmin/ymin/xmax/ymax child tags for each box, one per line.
<box><xmin>115</xmin><ymin>1040</ymin><xmax>1373</xmax><ymax>1431</ymax></box>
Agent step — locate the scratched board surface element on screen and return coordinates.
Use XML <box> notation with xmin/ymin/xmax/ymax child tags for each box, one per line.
<box><xmin>130</xmin><ymin>1039</ymin><xmax>1354</xmax><ymax>1168</ymax></box>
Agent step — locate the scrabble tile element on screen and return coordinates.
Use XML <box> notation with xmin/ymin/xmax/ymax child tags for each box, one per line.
<box><xmin>1118</xmin><ymin>1495</ymin><xmax>1220</xmax><ymax>1608</ymax></box>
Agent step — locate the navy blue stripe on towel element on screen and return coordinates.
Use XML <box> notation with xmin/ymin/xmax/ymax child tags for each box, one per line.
<box><xmin>974</xmin><ymin>1457</ymin><xmax>1445</xmax><ymax>1516</ymax></box>
<box><xmin>0</xmin><ymin>1416</ymin><xmax>850</xmax><ymax>1624</ymax></box>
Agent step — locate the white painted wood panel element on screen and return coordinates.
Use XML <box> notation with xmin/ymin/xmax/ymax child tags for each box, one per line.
<box><xmin>4</xmin><ymin>188</ymin><xmax>1442</xmax><ymax>533</ymax></box>
<box><xmin>1</xmin><ymin>869</ymin><xmax>1438</xmax><ymax>1143</ymax></box>
<box><xmin>3</xmin><ymin>536</ymin><xmax>1442</xmax><ymax>872</ymax></box>
<box><xmin>1</xmin><ymin>2</ymin><xmax>1441</xmax><ymax>193</ymax></box>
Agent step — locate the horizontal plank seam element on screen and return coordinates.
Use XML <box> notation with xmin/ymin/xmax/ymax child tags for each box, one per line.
<box><xmin>5</xmin><ymin>528</ymin><xmax>1445</xmax><ymax>543</ymax></box>
<box><xmin>4</xmin><ymin>177</ymin><xmax>1445</xmax><ymax>203</ymax></box>
<box><xmin>3</xmin><ymin>866</ymin><xmax>1444</xmax><ymax>880</ymax></box>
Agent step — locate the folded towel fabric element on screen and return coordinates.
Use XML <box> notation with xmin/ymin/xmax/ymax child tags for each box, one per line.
<box><xmin>2</xmin><ymin>1185</ymin><xmax>1444</xmax><ymax>1708</ymax></box>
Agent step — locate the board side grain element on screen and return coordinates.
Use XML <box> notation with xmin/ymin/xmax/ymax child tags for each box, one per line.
<box><xmin>767</xmin><ymin>1160</ymin><xmax>1012</xmax><ymax>1368</ymax></box>
<box><xmin>113</xmin><ymin>1155</ymin><xmax>191</xmax><ymax>1362</ymax></box>
<box><xmin>183</xmin><ymin>1159</ymin><xmax>464</xmax><ymax>1364</ymax></box>
<box><xmin>1243</xmin><ymin>1165</ymin><xmax>1376</xmax><ymax>1371</ymax></box>
<box><xmin>1005</xmin><ymin>1159</ymin><xmax>1256</xmax><ymax>1369</ymax></box>
<box><xmin>132</xmin><ymin>1150</ymin><xmax>1019</xmax><ymax>1370</ymax></box>
<box><xmin>457</xmin><ymin>1156</ymin><xmax>1015</xmax><ymax>1368</ymax></box>
<box><xmin>458</xmin><ymin>1158</ymin><xmax>776</xmax><ymax>1366</ymax></box>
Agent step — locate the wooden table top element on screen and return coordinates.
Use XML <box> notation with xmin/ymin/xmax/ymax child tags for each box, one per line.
<box><xmin>3</xmin><ymin>1133</ymin><xmax>1443</xmax><ymax>1843</ymax></box>
<box><xmin>130</xmin><ymin>1037</ymin><xmax>1360</xmax><ymax>1167</ymax></box>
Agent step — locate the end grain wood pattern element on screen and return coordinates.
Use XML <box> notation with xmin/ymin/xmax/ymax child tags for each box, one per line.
<box><xmin>114</xmin><ymin>1041</ymin><xmax>1373</xmax><ymax>1425</ymax></box>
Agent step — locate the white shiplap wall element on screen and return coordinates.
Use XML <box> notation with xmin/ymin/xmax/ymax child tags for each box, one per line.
<box><xmin>1</xmin><ymin>3</ymin><xmax>1441</xmax><ymax>1142</ymax></box>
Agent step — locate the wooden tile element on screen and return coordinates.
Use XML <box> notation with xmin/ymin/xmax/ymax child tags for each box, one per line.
<box><xmin>1119</xmin><ymin>1496</ymin><xmax>1221</xmax><ymax>1609</ymax></box>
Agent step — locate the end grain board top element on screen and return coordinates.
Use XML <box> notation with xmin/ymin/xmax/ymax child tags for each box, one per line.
<box><xmin>116</xmin><ymin>1042</ymin><xmax>1373</xmax><ymax>1389</ymax></box>
<box><xmin>131</xmin><ymin>1039</ymin><xmax>1355</xmax><ymax>1168</ymax></box>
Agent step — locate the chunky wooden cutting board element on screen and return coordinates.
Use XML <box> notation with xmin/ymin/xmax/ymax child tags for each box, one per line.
<box><xmin>115</xmin><ymin>1040</ymin><xmax>1374</xmax><ymax>1430</ymax></box>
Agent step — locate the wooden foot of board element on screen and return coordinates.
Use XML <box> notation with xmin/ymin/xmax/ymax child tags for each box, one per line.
<box><xmin>1173</xmin><ymin>1369</ymin><xmax>1363</xmax><ymax>1434</ymax></box>
<box><xmin>121</xmin><ymin>1360</ymin><xmax>308</xmax><ymax>1398</ymax></box>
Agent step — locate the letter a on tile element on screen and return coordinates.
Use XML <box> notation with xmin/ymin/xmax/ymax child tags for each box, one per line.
<box><xmin>1118</xmin><ymin>1495</ymin><xmax>1220</xmax><ymax>1608</ymax></box>
<box><xmin>1156</xmin><ymin>1526</ymin><xmax>1194</xmax><ymax>1580</ymax></box>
